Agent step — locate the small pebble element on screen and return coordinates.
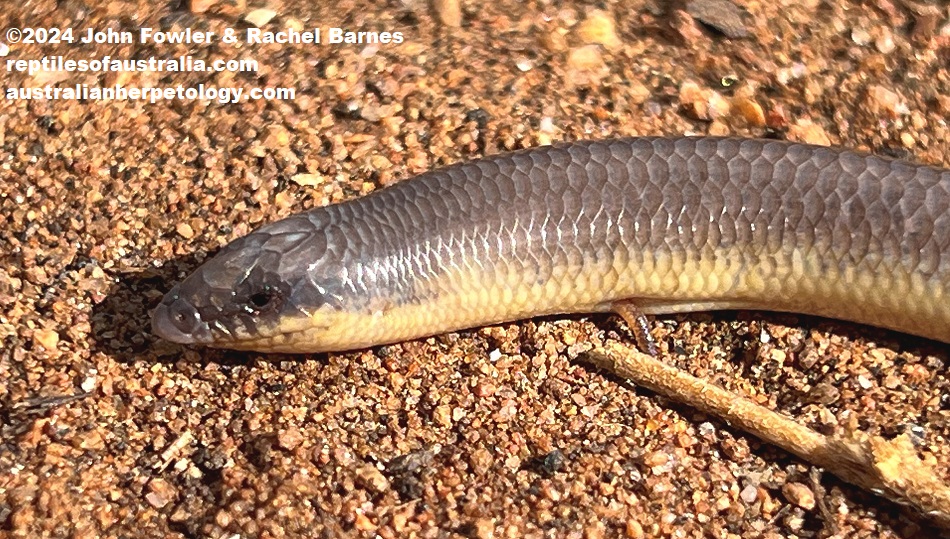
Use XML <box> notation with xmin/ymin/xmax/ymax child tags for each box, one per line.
<box><xmin>731</xmin><ymin>97</ymin><xmax>766</xmax><ymax>127</ymax></box>
<box><xmin>33</xmin><ymin>328</ymin><xmax>59</xmax><ymax>351</ymax></box>
<box><xmin>176</xmin><ymin>223</ymin><xmax>195</xmax><ymax>239</ymax></box>
<box><xmin>788</xmin><ymin>120</ymin><xmax>832</xmax><ymax>146</ymax></box>
<box><xmin>740</xmin><ymin>484</ymin><xmax>759</xmax><ymax>503</ymax></box>
<box><xmin>865</xmin><ymin>85</ymin><xmax>908</xmax><ymax>118</ymax></box>
<box><xmin>355</xmin><ymin>464</ymin><xmax>390</xmax><ymax>493</ymax></box>
<box><xmin>145</xmin><ymin>479</ymin><xmax>177</xmax><ymax>509</ymax></box>
<box><xmin>291</xmin><ymin>173</ymin><xmax>323</xmax><ymax>187</ymax></box>
<box><xmin>781</xmin><ymin>482</ymin><xmax>816</xmax><ymax>510</ymax></box>
<box><xmin>244</xmin><ymin>8</ymin><xmax>277</xmax><ymax>27</ymax></box>
<box><xmin>685</xmin><ymin>0</ymin><xmax>749</xmax><ymax>38</ymax></box>
<box><xmin>577</xmin><ymin>10</ymin><xmax>621</xmax><ymax>50</ymax></box>
<box><xmin>567</xmin><ymin>45</ymin><xmax>605</xmax><ymax>70</ymax></box>
<box><xmin>277</xmin><ymin>427</ymin><xmax>304</xmax><ymax>451</ymax></box>
<box><xmin>432</xmin><ymin>0</ymin><xmax>462</xmax><ymax>27</ymax></box>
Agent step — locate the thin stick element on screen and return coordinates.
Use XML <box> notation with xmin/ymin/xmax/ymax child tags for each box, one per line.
<box><xmin>584</xmin><ymin>340</ymin><xmax>950</xmax><ymax>529</ymax></box>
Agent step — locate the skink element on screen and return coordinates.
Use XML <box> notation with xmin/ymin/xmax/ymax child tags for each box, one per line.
<box><xmin>151</xmin><ymin>137</ymin><xmax>950</xmax><ymax>353</ymax></box>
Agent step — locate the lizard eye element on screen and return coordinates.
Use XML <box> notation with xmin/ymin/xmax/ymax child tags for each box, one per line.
<box><xmin>242</xmin><ymin>284</ymin><xmax>285</xmax><ymax>314</ymax></box>
<box><xmin>249</xmin><ymin>290</ymin><xmax>274</xmax><ymax>309</ymax></box>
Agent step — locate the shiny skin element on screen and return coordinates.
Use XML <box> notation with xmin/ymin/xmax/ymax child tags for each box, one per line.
<box><xmin>152</xmin><ymin>137</ymin><xmax>950</xmax><ymax>353</ymax></box>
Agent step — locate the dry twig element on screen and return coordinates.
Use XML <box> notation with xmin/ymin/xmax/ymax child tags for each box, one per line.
<box><xmin>584</xmin><ymin>340</ymin><xmax>950</xmax><ymax>530</ymax></box>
